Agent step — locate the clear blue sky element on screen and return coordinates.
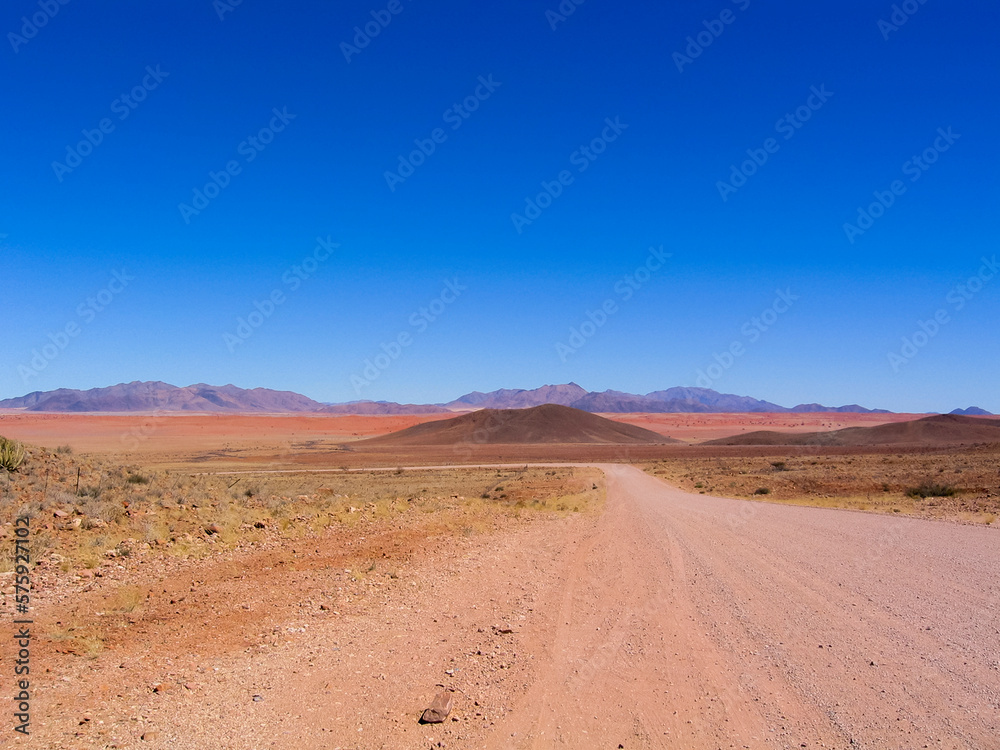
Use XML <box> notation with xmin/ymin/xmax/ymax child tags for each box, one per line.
<box><xmin>2</xmin><ymin>0</ymin><xmax>997</xmax><ymax>412</ymax></box>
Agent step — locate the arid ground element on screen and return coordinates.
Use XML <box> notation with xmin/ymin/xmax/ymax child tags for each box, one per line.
<box><xmin>1</xmin><ymin>412</ymin><xmax>998</xmax><ymax>748</ymax></box>
<box><xmin>0</xmin><ymin>411</ymin><xmax>926</xmax><ymax>457</ymax></box>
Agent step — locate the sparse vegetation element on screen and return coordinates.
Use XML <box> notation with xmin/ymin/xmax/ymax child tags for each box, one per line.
<box><xmin>109</xmin><ymin>585</ymin><xmax>145</xmax><ymax>613</ymax></box>
<box><xmin>905</xmin><ymin>482</ymin><xmax>956</xmax><ymax>499</ymax></box>
<box><xmin>0</xmin><ymin>436</ymin><xmax>26</xmax><ymax>472</ymax></box>
<box><xmin>644</xmin><ymin>447</ymin><xmax>1000</xmax><ymax>524</ymax></box>
<box><xmin>0</xmin><ymin>440</ymin><xmax>603</xmax><ymax>573</ymax></box>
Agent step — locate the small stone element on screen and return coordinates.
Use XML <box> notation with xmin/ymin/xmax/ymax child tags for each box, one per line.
<box><xmin>142</xmin><ymin>731</ymin><xmax>159</xmax><ymax>741</ymax></box>
<box><xmin>205</xmin><ymin>524</ymin><xmax>222</xmax><ymax>535</ymax></box>
<box><xmin>420</xmin><ymin>691</ymin><xmax>454</xmax><ymax>724</ymax></box>
<box><xmin>253</xmin><ymin>694</ymin><xmax>264</xmax><ymax>702</ymax></box>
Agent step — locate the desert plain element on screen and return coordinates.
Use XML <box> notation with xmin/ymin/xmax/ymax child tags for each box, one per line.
<box><xmin>0</xmin><ymin>409</ymin><xmax>998</xmax><ymax>749</ymax></box>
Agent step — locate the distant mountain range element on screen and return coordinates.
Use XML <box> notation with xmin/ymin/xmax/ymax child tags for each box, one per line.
<box><xmin>440</xmin><ymin>383</ymin><xmax>894</xmax><ymax>415</ymax></box>
<box><xmin>0</xmin><ymin>381</ymin><xmax>322</xmax><ymax>413</ymax></box>
<box><xmin>317</xmin><ymin>400</ymin><xmax>449</xmax><ymax>415</ymax></box>
<box><xmin>0</xmin><ymin>380</ymin><xmax>991</xmax><ymax>416</ymax></box>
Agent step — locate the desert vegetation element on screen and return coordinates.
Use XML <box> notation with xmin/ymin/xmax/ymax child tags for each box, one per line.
<box><xmin>0</xmin><ymin>440</ymin><xmax>603</xmax><ymax>574</ymax></box>
<box><xmin>645</xmin><ymin>446</ymin><xmax>1000</xmax><ymax>523</ymax></box>
<box><xmin>0</xmin><ymin>435</ymin><xmax>26</xmax><ymax>471</ymax></box>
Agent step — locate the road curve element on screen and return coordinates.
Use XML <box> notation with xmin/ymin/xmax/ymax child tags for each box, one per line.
<box><xmin>491</xmin><ymin>464</ymin><xmax>1000</xmax><ymax>749</ymax></box>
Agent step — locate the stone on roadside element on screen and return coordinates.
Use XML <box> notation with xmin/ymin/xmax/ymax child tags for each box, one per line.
<box><xmin>420</xmin><ymin>690</ymin><xmax>454</xmax><ymax>723</ymax></box>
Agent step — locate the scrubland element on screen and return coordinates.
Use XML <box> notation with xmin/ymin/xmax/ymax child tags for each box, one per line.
<box><xmin>0</xmin><ymin>440</ymin><xmax>602</xmax><ymax>574</ymax></box>
<box><xmin>644</xmin><ymin>445</ymin><xmax>1000</xmax><ymax>523</ymax></box>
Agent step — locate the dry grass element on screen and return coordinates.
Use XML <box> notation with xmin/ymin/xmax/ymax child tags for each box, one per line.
<box><xmin>48</xmin><ymin>620</ymin><xmax>106</xmax><ymax>657</ymax></box>
<box><xmin>0</xmin><ymin>442</ymin><xmax>603</xmax><ymax>572</ymax></box>
<box><xmin>643</xmin><ymin>446</ymin><xmax>1000</xmax><ymax>523</ymax></box>
<box><xmin>108</xmin><ymin>584</ymin><xmax>145</xmax><ymax>613</ymax></box>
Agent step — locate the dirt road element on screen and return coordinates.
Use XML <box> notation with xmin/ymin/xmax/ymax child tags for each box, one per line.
<box><xmin>488</xmin><ymin>465</ymin><xmax>1000</xmax><ymax>749</ymax></box>
<box><xmin>22</xmin><ymin>465</ymin><xmax>1000</xmax><ymax>748</ymax></box>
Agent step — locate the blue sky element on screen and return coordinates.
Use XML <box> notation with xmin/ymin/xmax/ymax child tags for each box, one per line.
<box><xmin>2</xmin><ymin>0</ymin><xmax>997</xmax><ymax>412</ymax></box>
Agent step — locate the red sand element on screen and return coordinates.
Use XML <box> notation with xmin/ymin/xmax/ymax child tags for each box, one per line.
<box><xmin>0</xmin><ymin>410</ymin><xmax>924</xmax><ymax>455</ymax></box>
<box><xmin>0</xmin><ymin>412</ymin><xmax>455</xmax><ymax>455</ymax></box>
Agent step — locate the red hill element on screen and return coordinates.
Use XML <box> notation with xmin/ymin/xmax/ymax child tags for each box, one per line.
<box><xmin>704</xmin><ymin>414</ymin><xmax>1000</xmax><ymax>447</ymax></box>
<box><xmin>358</xmin><ymin>404</ymin><xmax>676</xmax><ymax>446</ymax></box>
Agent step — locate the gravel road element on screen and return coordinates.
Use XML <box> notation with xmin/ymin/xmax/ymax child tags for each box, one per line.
<box><xmin>24</xmin><ymin>465</ymin><xmax>999</xmax><ymax>749</ymax></box>
<box><xmin>488</xmin><ymin>464</ymin><xmax>1000</xmax><ymax>749</ymax></box>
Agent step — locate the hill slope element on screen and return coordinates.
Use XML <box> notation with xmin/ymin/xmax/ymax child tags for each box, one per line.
<box><xmin>704</xmin><ymin>414</ymin><xmax>1000</xmax><ymax>447</ymax></box>
<box><xmin>359</xmin><ymin>404</ymin><xmax>676</xmax><ymax>446</ymax></box>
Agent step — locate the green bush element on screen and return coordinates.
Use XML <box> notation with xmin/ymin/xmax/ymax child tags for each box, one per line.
<box><xmin>905</xmin><ymin>483</ymin><xmax>956</xmax><ymax>499</ymax></box>
<box><xmin>753</xmin><ymin>487</ymin><xmax>770</xmax><ymax>495</ymax></box>
<box><xmin>0</xmin><ymin>437</ymin><xmax>26</xmax><ymax>472</ymax></box>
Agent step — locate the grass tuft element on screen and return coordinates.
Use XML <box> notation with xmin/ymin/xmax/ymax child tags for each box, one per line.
<box><xmin>905</xmin><ymin>482</ymin><xmax>956</xmax><ymax>499</ymax></box>
<box><xmin>0</xmin><ymin>437</ymin><xmax>26</xmax><ymax>472</ymax></box>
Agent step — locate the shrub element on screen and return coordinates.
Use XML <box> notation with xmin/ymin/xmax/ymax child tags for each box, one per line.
<box><xmin>770</xmin><ymin>461</ymin><xmax>788</xmax><ymax>471</ymax></box>
<box><xmin>126</xmin><ymin>473</ymin><xmax>149</xmax><ymax>484</ymax></box>
<box><xmin>0</xmin><ymin>437</ymin><xmax>26</xmax><ymax>472</ymax></box>
<box><xmin>55</xmin><ymin>444</ymin><xmax>73</xmax><ymax>455</ymax></box>
<box><xmin>905</xmin><ymin>483</ymin><xmax>956</xmax><ymax>499</ymax></box>
<box><xmin>753</xmin><ymin>487</ymin><xmax>771</xmax><ymax>495</ymax></box>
